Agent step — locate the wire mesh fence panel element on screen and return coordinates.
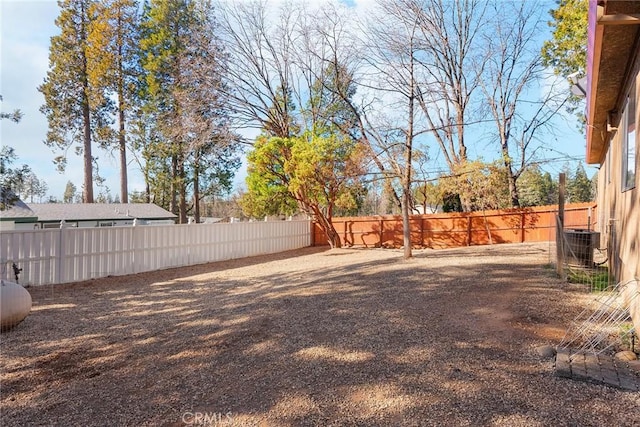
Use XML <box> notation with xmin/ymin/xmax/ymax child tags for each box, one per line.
<box><xmin>553</xmin><ymin>215</ymin><xmax>613</xmax><ymax>293</ymax></box>
<box><xmin>559</xmin><ymin>280</ymin><xmax>638</xmax><ymax>356</ymax></box>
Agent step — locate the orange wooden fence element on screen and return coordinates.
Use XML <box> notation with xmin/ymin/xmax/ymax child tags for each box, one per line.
<box><xmin>313</xmin><ymin>203</ymin><xmax>597</xmax><ymax>248</ymax></box>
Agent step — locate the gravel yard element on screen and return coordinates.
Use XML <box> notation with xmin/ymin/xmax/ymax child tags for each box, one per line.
<box><xmin>1</xmin><ymin>242</ymin><xmax>639</xmax><ymax>426</ymax></box>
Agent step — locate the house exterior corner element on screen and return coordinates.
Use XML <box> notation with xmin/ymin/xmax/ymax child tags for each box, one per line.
<box><xmin>587</xmin><ymin>0</ymin><xmax>640</xmax><ymax>330</ymax></box>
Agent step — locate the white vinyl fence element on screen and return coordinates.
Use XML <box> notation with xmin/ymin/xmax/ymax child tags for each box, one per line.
<box><xmin>0</xmin><ymin>220</ymin><xmax>311</xmax><ymax>286</ymax></box>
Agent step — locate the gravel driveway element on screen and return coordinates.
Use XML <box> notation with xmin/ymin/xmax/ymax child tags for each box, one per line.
<box><xmin>1</xmin><ymin>242</ymin><xmax>639</xmax><ymax>426</ymax></box>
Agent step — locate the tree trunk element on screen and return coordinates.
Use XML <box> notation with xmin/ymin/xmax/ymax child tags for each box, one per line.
<box><xmin>193</xmin><ymin>157</ymin><xmax>200</xmax><ymax>224</ymax></box>
<box><xmin>80</xmin><ymin>5</ymin><xmax>93</xmax><ymax>204</ymax></box>
<box><xmin>507</xmin><ymin>171</ymin><xmax>520</xmax><ymax>208</ymax></box>
<box><xmin>402</xmin><ymin>108</ymin><xmax>413</xmax><ymax>259</ymax></box>
<box><xmin>118</xmin><ymin>104</ymin><xmax>128</xmax><ymax>203</ymax></box>
<box><xmin>502</xmin><ymin>146</ymin><xmax>520</xmax><ymax>208</ymax></box>
<box><xmin>402</xmin><ymin>62</ymin><xmax>415</xmax><ymax>259</ymax></box>
<box><xmin>454</xmin><ymin>160</ymin><xmax>473</xmax><ymax>213</ymax></box>
<box><xmin>401</xmin><ymin>189</ymin><xmax>412</xmax><ymax>257</ymax></box>
<box><xmin>145</xmin><ymin>180</ymin><xmax>151</xmax><ymax>203</ymax></box>
<box><xmin>310</xmin><ymin>204</ymin><xmax>341</xmax><ymax>248</ymax></box>
<box><xmin>178</xmin><ymin>155</ymin><xmax>187</xmax><ymax>224</ymax></box>
<box><xmin>170</xmin><ymin>153</ymin><xmax>178</xmax><ymax>216</ymax></box>
<box><xmin>117</xmin><ymin>38</ymin><xmax>128</xmax><ymax>203</ymax></box>
<box><xmin>82</xmin><ymin>90</ymin><xmax>93</xmax><ymax>203</ymax></box>
<box><xmin>325</xmin><ymin>224</ymin><xmax>342</xmax><ymax>249</ymax></box>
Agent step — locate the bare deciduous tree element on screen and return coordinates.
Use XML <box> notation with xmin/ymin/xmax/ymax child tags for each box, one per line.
<box><xmin>410</xmin><ymin>0</ymin><xmax>488</xmax><ymax>211</ymax></box>
<box><xmin>358</xmin><ymin>0</ymin><xmax>431</xmax><ymax>258</ymax></box>
<box><xmin>480</xmin><ymin>0</ymin><xmax>568</xmax><ymax>207</ymax></box>
<box><xmin>218</xmin><ymin>0</ymin><xmax>300</xmax><ymax>138</ymax></box>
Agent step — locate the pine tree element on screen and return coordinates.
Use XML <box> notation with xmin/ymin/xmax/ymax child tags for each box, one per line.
<box><xmin>63</xmin><ymin>181</ymin><xmax>78</xmax><ymax>203</ymax></box>
<box><xmin>15</xmin><ymin>172</ymin><xmax>48</xmax><ymax>203</ymax></box>
<box><xmin>140</xmin><ymin>0</ymin><xmax>197</xmax><ymax>221</ymax></box>
<box><xmin>88</xmin><ymin>0</ymin><xmax>141</xmax><ymax>203</ymax></box>
<box><xmin>1</xmin><ymin>147</ymin><xmax>31</xmax><ymax>209</ymax></box>
<box><xmin>39</xmin><ymin>0</ymin><xmax>113</xmax><ymax>203</ymax></box>
<box><xmin>518</xmin><ymin>166</ymin><xmax>559</xmax><ymax>207</ymax></box>
<box><xmin>0</xmin><ymin>95</ymin><xmax>23</xmax><ymax>123</ymax></box>
<box><xmin>306</xmin><ymin>61</ymin><xmax>359</xmax><ymax>140</ymax></box>
<box><xmin>568</xmin><ymin>163</ymin><xmax>593</xmax><ymax>202</ymax></box>
<box><xmin>140</xmin><ymin>0</ymin><xmax>239</xmax><ymax>223</ymax></box>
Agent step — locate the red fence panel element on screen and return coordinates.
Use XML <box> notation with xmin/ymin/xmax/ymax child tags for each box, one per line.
<box><xmin>313</xmin><ymin>203</ymin><xmax>596</xmax><ymax>249</ymax></box>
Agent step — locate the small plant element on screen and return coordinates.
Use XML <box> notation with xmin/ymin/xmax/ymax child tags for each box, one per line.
<box><xmin>620</xmin><ymin>323</ymin><xmax>636</xmax><ymax>352</ymax></box>
<box><xmin>567</xmin><ymin>266</ymin><xmax>610</xmax><ymax>292</ymax></box>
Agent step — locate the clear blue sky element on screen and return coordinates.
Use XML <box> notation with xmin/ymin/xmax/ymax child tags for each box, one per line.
<box><xmin>1</xmin><ymin>0</ymin><xmax>592</xmax><ymax>201</ymax></box>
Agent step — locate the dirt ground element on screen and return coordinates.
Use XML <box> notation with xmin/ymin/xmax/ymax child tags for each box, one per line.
<box><xmin>1</xmin><ymin>242</ymin><xmax>639</xmax><ymax>426</ymax></box>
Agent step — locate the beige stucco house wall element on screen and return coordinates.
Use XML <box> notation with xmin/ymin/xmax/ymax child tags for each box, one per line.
<box><xmin>587</xmin><ymin>0</ymin><xmax>640</xmax><ymax>331</ymax></box>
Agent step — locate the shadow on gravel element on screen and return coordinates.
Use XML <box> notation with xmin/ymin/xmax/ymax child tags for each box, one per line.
<box><xmin>1</xmin><ymin>244</ymin><xmax>637</xmax><ymax>426</ymax></box>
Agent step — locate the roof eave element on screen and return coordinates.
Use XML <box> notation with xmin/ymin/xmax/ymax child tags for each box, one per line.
<box><xmin>586</xmin><ymin>0</ymin><xmax>640</xmax><ymax>164</ymax></box>
<box><xmin>586</xmin><ymin>1</ymin><xmax>605</xmax><ymax>164</ymax></box>
<box><xmin>0</xmin><ymin>216</ymin><xmax>38</xmax><ymax>223</ymax></box>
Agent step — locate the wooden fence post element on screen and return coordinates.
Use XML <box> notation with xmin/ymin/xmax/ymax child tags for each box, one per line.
<box><xmin>556</xmin><ymin>173</ymin><xmax>566</xmax><ymax>279</ymax></box>
<box><xmin>310</xmin><ymin>220</ymin><xmax>316</xmax><ymax>247</ymax></box>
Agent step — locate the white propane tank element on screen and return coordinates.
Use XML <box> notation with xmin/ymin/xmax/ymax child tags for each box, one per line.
<box><xmin>0</xmin><ymin>280</ymin><xmax>32</xmax><ymax>331</ymax></box>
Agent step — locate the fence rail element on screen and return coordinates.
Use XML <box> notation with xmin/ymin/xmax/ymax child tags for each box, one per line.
<box><xmin>0</xmin><ymin>220</ymin><xmax>311</xmax><ymax>286</ymax></box>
